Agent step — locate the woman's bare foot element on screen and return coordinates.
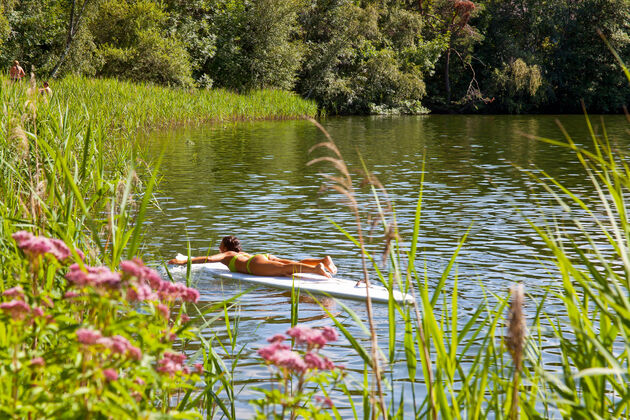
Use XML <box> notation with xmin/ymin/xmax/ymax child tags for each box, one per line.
<box><xmin>323</xmin><ymin>256</ymin><xmax>337</xmax><ymax>275</ymax></box>
<box><xmin>314</xmin><ymin>263</ymin><xmax>331</xmax><ymax>278</ymax></box>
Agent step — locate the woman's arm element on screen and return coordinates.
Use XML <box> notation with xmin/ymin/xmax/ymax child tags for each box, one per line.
<box><xmin>167</xmin><ymin>253</ymin><xmax>226</xmax><ymax>265</ymax></box>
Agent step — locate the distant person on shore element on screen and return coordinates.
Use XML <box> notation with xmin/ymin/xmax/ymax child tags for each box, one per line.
<box><xmin>9</xmin><ymin>60</ymin><xmax>25</xmax><ymax>82</ymax></box>
<box><xmin>39</xmin><ymin>81</ymin><xmax>52</xmax><ymax>95</ymax></box>
<box><xmin>168</xmin><ymin>235</ymin><xmax>337</xmax><ymax>278</ymax></box>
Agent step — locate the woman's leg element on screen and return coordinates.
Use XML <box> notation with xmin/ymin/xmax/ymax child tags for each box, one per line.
<box><xmin>298</xmin><ymin>256</ymin><xmax>337</xmax><ymax>275</ymax></box>
<box><xmin>248</xmin><ymin>255</ymin><xmax>331</xmax><ymax>278</ymax></box>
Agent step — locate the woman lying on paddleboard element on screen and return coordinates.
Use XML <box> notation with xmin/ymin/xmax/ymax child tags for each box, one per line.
<box><xmin>167</xmin><ymin>235</ymin><xmax>337</xmax><ymax>278</ymax></box>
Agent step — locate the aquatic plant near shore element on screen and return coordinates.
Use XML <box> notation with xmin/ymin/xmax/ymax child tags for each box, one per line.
<box><xmin>0</xmin><ymin>71</ymin><xmax>277</xmax><ymax>418</ymax></box>
<box><xmin>0</xmin><ymin>231</ymin><xmax>207</xmax><ymax>418</ymax></box>
<box><xmin>506</xmin><ymin>284</ymin><xmax>526</xmax><ymax>420</ymax></box>
<box><xmin>252</xmin><ymin>325</ymin><xmax>343</xmax><ymax>419</ymax></box>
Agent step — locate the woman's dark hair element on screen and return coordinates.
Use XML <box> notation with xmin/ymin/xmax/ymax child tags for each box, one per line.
<box><xmin>221</xmin><ymin>235</ymin><xmax>242</xmax><ymax>252</ymax></box>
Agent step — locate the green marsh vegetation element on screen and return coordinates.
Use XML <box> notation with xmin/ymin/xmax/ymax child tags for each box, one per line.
<box><xmin>0</xmin><ymin>72</ymin><xmax>315</xmax><ymax>418</ymax></box>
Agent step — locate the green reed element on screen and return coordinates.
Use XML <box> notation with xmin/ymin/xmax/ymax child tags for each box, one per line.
<box><xmin>3</xmin><ymin>66</ymin><xmax>630</xmax><ymax>418</ymax></box>
<box><xmin>305</xmin><ymin>95</ymin><xmax>630</xmax><ymax>419</ymax></box>
<box><xmin>52</xmin><ymin>75</ymin><xmax>318</xmax><ymax>133</ymax></box>
<box><xmin>0</xmin><ymin>71</ymin><xmax>316</xmax><ymax>417</ymax></box>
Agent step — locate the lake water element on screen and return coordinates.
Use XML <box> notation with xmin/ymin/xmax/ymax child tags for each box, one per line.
<box><xmin>142</xmin><ymin>114</ymin><xmax>629</xmax><ymax>417</ymax></box>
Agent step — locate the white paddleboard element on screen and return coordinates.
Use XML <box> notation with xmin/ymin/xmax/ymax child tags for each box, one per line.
<box><xmin>168</xmin><ymin>254</ymin><xmax>414</xmax><ymax>304</ymax></box>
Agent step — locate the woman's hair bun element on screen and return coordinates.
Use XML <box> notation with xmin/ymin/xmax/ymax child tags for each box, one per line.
<box><xmin>221</xmin><ymin>235</ymin><xmax>242</xmax><ymax>252</ymax></box>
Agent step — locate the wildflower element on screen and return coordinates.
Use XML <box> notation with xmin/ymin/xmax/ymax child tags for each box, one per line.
<box><xmin>30</xmin><ymin>357</ymin><xmax>45</xmax><ymax>367</ymax></box>
<box><xmin>120</xmin><ymin>258</ymin><xmax>163</xmax><ymax>289</ymax></box>
<box><xmin>157</xmin><ymin>303</ymin><xmax>169</xmax><ymax>319</ymax></box>
<box><xmin>182</xmin><ymin>287</ymin><xmax>200</xmax><ymax>303</ymax></box>
<box><xmin>304</xmin><ymin>352</ymin><xmax>328</xmax><ymax>370</ymax></box>
<box><xmin>267</xmin><ymin>333</ymin><xmax>285</xmax><ymax>343</ymax></box>
<box><xmin>64</xmin><ymin>291</ymin><xmax>81</xmax><ymax>299</ymax></box>
<box><xmin>0</xmin><ymin>299</ymin><xmax>31</xmax><ymax>321</ymax></box>
<box><xmin>287</xmin><ymin>325</ymin><xmax>327</xmax><ymax>348</ymax></box>
<box><xmin>271</xmin><ymin>349</ymin><xmax>307</xmax><ymax>372</ymax></box>
<box><xmin>12</xmin><ymin>231</ymin><xmax>72</xmax><ymax>262</ymax></box>
<box><xmin>103</xmin><ymin>369</ymin><xmax>118</xmax><ymax>381</ymax></box>
<box><xmin>91</xmin><ymin>334</ymin><xmax>142</xmax><ymax>360</ymax></box>
<box><xmin>66</xmin><ymin>264</ymin><xmax>121</xmax><ymax>289</ymax></box>
<box><xmin>127</xmin><ymin>345</ymin><xmax>142</xmax><ymax>361</ymax></box>
<box><xmin>110</xmin><ymin>335</ymin><xmax>131</xmax><ymax>354</ymax></box>
<box><xmin>158</xmin><ymin>282</ymin><xmax>199</xmax><ymax>303</ymax></box>
<box><xmin>258</xmin><ymin>341</ymin><xmax>291</xmax><ymax>360</ymax></box>
<box><xmin>96</xmin><ymin>337</ymin><xmax>114</xmax><ymax>348</ymax></box>
<box><xmin>321</xmin><ymin>326</ymin><xmax>338</xmax><ymax>342</ymax></box>
<box><xmin>258</xmin><ymin>342</ymin><xmax>306</xmax><ymax>372</ymax></box>
<box><xmin>315</xmin><ymin>395</ymin><xmax>334</xmax><ymax>408</ymax></box>
<box><xmin>77</xmin><ymin>328</ymin><xmax>102</xmax><ymax>345</ymax></box>
<box><xmin>126</xmin><ymin>283</ymin><xmax>156</xmax><ymax>302</ymax></box>
<box><xmin>164</xmin><ymin>351</ymin><xmax>186</xmax><ymax>364</ymax></box>
<box><xmin>156</xmin><ymin>351</ymin><xmax>187</xmax><ymax>376</ymax></box>
<box><xmin>181</xmin><ymin>313</ymin><xmax>190</xmax><ymax>323</ymax></box>
<box><xmin>3</xmin><ymin>286</ymin><xmax>24</xmax><ymax>300</ymax></box>
<box><xmin>31</xmin><ymin>307</ymin><xmax>44</xmax><ymax>317</ymax></box>
<box><xmin>194</xmin><ymin>363</ymin><xmax>204</xmax><ymax>374</ymax></box>
<box><xmin>121</xmin><ymin>258</ymin><xmax>199</xmax><ymax>303</ymax></box>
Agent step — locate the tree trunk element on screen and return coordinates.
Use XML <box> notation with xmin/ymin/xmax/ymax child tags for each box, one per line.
<box><xmin>445</xmin><ymin>48</ymin><xmax>452</xmax><ymax>103</ymax></box>
<box><xmin>50</xmin><ymin>0</ymin><xmax>90</xmax><ymax>79</ymax></box>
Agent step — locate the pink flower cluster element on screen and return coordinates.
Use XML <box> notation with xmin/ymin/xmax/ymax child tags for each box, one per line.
<box><xmin>103</xmin><ymin>368</ymin><xmax>118</xmax><ymax>381</ymax></box>
<box><xmin>64</xmin><ymin>258</ymin><xmax>199</xmax><ymax>305</ymax></box>
<box><xmin>66</xmin><ymin>264</ymin><xmax>121</xmax><ymax>289</ymax></box>
<box><xmin>77</xmin><ymin>328</ymin><xmax>142</xmax><ymax>360</ymax></box>
<box><xmin>314</xmin><ymin>395</ymin><xmax>334</xmax><ymax>408</ymax></box>
<box><xmin>30</xmin><ymin>357</ymin><xmax>45</xmax><ymax>367</ymax></box>
<box><xmin>258</xmin><ymin>342</ymin><xmax>308</xmax><ymax>372</ymax></box>
<box><xmin>257</xmin><ymin>325</ymin><xmax>339</xmax><ymax>373</ymax></box>
<box><xmin>12</xmin><ymin>230</ymin><xmax>83</xmax><ymax>263</ymax></box>
<box><xmin>286</xmin><ymin>325</ymin><xmax>339</xmax><ymax>349</ymax></box>
<box><xmin>156</xmin><ymin>351</ymin><xmax>189</xmax><ymax>376</ymax></box>
<box><xmin>0</xmin><ymin>299</ymin><xmax>45</xmax><ymax>321</ymax></box>
<box><xmin>3</xmin><ymin>286</ymin><xmax>25</xmax><ymax>300</ymax></box>
<box><xmin>121</xmin><ymin>258</ymin><xmax>200</xmax><ymax>303</ymax></box>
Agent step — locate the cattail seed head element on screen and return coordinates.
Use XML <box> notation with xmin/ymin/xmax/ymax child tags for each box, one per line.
<box><xmin>506</xmin><ymin>284</ymin><xmax>526</xmax><ymax>369</ymax></box>
<box><xmin>10</xmin><ymin>122</ymin><xmax>29</xmax><ymax>159</ymax></box>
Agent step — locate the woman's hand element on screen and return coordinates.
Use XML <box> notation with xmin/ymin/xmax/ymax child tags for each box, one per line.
<box><xmin>167</xmin><ymin>258</ymin><xmax>187</xmax><ymax>265</ymax></box>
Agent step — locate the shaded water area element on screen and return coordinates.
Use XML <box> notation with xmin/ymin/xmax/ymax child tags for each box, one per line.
<box><xmin>142</xmin><ymin>115</ymin><xmax>628</xmax><ymax>416</ymax></box>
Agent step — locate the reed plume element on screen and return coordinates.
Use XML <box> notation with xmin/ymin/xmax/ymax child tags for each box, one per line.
<box><xmin>307</xmin><ymin>118</ymin><xmax>387</xmax><ymax>420</ymax></box>
<box><xmin>506</xmin><ymin>283</ymin><xmax>526</xmax><ymax>420</ymax></box>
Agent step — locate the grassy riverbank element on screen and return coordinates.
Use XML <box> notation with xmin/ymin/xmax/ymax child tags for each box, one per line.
<box><xmin>50</xmin><ymin>75</ymin><xmax>318</xmax><ymax>131</ymax></box>
<box><xmin>0</xmin><ymin>74</ymin><xmax>316</xmax><ymax>417</ymax></box>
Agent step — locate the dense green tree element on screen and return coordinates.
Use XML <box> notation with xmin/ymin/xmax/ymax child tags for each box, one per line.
<box><xmin>0</xmin><ymin>0</ymin><xmax>69</xmax><ymax>74</ymax></box>
<box><xmin>460</xmin><ymin>0</ymin><xmax>630</xmax><ymax>113</ymax></box>
<box><xmin>0</xmin><ymin>1</ymin><xmax>13</xmax><ymax>50</ymax></box>
<box><xmin>89</xmin><ymin>0</ymin><xmax>193</xmax><ymax>86</ymax></box>
<box><xmin>49</xmin><ymin>0</ymin><xmax>93</xmax><ymax>78</ymax></box>
<box><xmin>541</xmin><ymin>0</ymin><xmax>630</xmax><ymax>112</ymax></box>
<box><xmin>205</xmin><ymin>0</ymin><xmax>304</xmax><ymax>91</ymax></box>
<box><xmin>163</xmin><ymin>0</ymin><xmax>217</xmax><ymax>87</ymax></box>
<box><xmin>296</xmin><ymin>0</ymin><xmax>446</xmax><ymax>114</ymax></box>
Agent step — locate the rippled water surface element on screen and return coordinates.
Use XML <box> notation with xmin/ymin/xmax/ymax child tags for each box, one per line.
<box><xmin>142</xmin><ymin>115</ymin><xmax>629</xmax><ymax>416</ymax></box>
